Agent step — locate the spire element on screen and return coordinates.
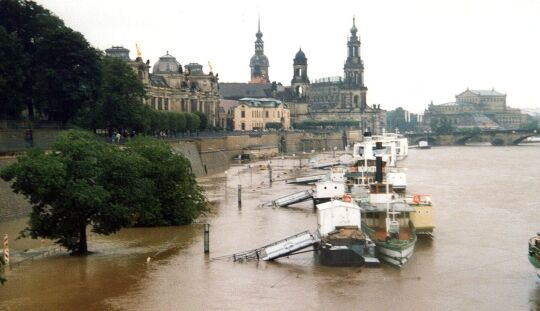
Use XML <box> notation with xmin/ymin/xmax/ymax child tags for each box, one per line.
<box><xmin>256</xmin><ymin>14</ymin><xmax>262</xmax><ymax>39</ymax></box>
<box><xmin>351</xmin><ymin>16</ymin><xmax>358</xmax><ymax>35</ymax></box>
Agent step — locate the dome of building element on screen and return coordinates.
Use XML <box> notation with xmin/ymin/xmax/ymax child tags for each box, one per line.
<box><xmin>250</xmin><ymin>54</ymin><xmax>269</xmax><ymax>67</ymax></box>
<box><xmin>294</xmin><ymin>48</ymin><xmax>307</xmax><ymax>65</ymax></box>
<box><xmin>152</xmin><ymin>52</ymin><xmax>182</xmax><ymax>74</ymax></box>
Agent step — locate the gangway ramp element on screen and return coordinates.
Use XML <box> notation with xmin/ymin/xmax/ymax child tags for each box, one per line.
<box><xmin>232</xmin><ymin>230</ymin><xmax>320</xmax><ymax>262</ymax></box>
<box><xmin>286</xmin><ymin>174</ymin><xmax>328</xmax><ymax>185</ymax></box>
<box><xmin>272</xmin><ymin>190</ymin><xmax>313</xmax><ymax>207</ymax></box>
<box><xmin>312</xmin><ymin>161</ymin><xmax>341</xmax><ymax>170</ymax></box>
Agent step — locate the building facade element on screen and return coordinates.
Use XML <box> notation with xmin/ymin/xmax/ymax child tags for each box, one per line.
<box><xmin>425</xmin><ymin>89</ymin><xmax>528</xmax><ymax>130</ymax></box>
<box><xmin>231</xmin><ymin>98</ymin><xmax>290</xmax><ymax>131</ymax></box>
<box><xmin>105</xmin><ymin>47</ymin><xmax>220</xmax><ymax>126</ymax></box>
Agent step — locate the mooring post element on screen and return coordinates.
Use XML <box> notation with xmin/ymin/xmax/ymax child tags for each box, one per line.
<box><xmin>268</xmin><ymin>163</ymin><xmax>272</xmax><ymax>185</ymax></box>
<box><xmin>204</xmin><ymin>224</ymin><xmax>210</xmax><ymax>254</ymax></box>
<box><xmin>238</xmin><ymin>184</ymin><xmax>242</xmax><ymax>208</ymax></box>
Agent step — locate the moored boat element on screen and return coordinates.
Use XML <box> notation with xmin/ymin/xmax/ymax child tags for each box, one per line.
<box><xmin>529</xmin><ymin>233</ymin><xmax>540</xmax><ymax>278</ymax></box>
<box><xmin>315</xmin><ymin>197</ymin><xmax>379</xmax><ymax>266</ymax></box>
<box><xmin>360</xmin><ymin>183</ymin><xmax>417</xmax><ymax>267</ymax></box>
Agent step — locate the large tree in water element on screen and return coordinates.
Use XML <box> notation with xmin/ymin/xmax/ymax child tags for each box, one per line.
<box><xmin>0</xmin><ymin>130</ymin><xmax>208</xmax><ymax>254</ymax></box>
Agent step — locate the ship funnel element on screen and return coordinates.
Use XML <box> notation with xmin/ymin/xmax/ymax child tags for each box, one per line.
<box><xmin>375</xmin><ymin>141</ymin><xmax>383</xmax><ymax>183</ymax></box>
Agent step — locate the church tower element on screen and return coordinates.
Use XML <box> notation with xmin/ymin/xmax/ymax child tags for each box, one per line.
<box><xmin>291</xmin><ymin>48</ymin><xmax>309</xmax><ymax>99</ymax></box>
<box><xmin>249</xmin><ymin>17</ymin><xmax>270</xmax><ymax>84</ymax></box>
<box><xmin>343</xmin><ymin>17</ymin><xmax>367</xmax><ymax>111</ymax></box>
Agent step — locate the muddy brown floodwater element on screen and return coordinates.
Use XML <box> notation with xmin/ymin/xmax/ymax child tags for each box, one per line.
<box><xmin>1</xmin><ymin>146</ymin><xmax>540</xmax><ymax>310</ymax></box>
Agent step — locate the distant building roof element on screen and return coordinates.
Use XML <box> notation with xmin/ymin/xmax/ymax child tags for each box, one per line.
<box><xmin>149</xmin><ymin>74</ymin><xmax>169</xmax><ymax>88</ymax></box>
<box><xmin>105</xmin><ymin>46</ymin><xmax>130</xmax><ymax>61</ymax></box>
<box><xmin>219</xmin><ymin>99</ymin><xmax>239</xmax><ymax>113</ymax></box>
<box><xmin>219</xmin><ymin>82</ymin><xmax>272</xmax><ymax>100</ymax></box>
<box><xmin>469</xmin><ymin>89</ymin><xmax>505</xmax><ymax>96</ymax></box>
<box><xmin>153</xmin><ymin>52</ymin><xmax>182</xmax><ymax>75</ymax></box>
<box><xmin>238</xmin><ymin>97</ymin><xmax>285</xmax><ymax>108</ymax></box>
<box><xmin>185</xmin><ymin>63</ymin><xmax>204</xmax><ymax>75</ymax></box>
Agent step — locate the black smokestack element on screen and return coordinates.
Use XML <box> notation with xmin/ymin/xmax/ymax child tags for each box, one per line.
<box><xmin>375</xmin><ymin>141</ymin><xmax>383</xmax><ymax>183</ymax></box>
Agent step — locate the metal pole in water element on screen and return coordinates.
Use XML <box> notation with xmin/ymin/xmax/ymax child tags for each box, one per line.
<box><xmin>204</xmin><ymin>224</ymin><xmax>210</xmax><ymax>254</ymax></box>
<box><xmin>238</xmin><ymin>184</ymin><xmax>242</xmax><ymax>208</ymax></box>
<box><xmin>268</xmin><ymin>163</ymin><xmax>272</xmax><ymax>185</ymax></box>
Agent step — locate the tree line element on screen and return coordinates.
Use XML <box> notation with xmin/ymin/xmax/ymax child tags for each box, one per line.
<box><xmin>0</xmin><ymin>0</ymin><xmax>209</xmax><ymax>134</ymax></box>
<box><xmin>0</xmin><ymin>1</ymin><xmax>210</xmax><ymax>270</ymax></box>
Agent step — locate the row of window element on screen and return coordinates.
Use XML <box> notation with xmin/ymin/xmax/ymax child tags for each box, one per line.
<box><xmin>151</xmin><ymin>97</ymin><xmax>169</xmax><ymax>111</ymax></box>
<box><xmin>149</xmin><ymin>96</ymin><xmax>216</xmax><ymax>114</ymax></box>
<box><xmin>240</xmin><ymin>110</ymin><xmax>287</xmax><ymax>118</ymax></box>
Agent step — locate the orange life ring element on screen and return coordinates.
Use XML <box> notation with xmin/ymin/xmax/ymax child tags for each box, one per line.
<box><xmin>342</xmin><ymin>194</ymin><xmax>352</xmax><ymax>202</ymax></box>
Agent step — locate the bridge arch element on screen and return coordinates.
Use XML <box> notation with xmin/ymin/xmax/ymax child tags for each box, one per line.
<box><xmin>413</xmin><ymin>137</ymin><xmax>438</xmax><ymax>146</ymax></box>
<box><xmin>512</xmin><ymin>134</ymin><xmax>536</xmax><ymax>145</ymax></box>
<box><xmin>453</xmin><ymin>135</ymin><xmax>474</xmax><ymax>145</ymax></box>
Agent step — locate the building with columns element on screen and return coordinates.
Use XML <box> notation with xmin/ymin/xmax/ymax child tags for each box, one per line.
<box><xmin>105</xmin><ymin>47</ymin><xmax>220</xmax><ymax>127</ymax></box>
<box><xmin>424</xmin><ymin>88</ymin><xmax>529</xmax><ymax>130</ymax></box>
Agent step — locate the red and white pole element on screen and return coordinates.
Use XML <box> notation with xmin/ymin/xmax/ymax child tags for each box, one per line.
<box><xmin>3</xmin><ymin>233</ymin><xmax>9</xmax><ymax>264</ymax></box>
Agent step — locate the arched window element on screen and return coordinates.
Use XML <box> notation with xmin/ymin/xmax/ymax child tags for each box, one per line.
<box><xmin>354</xmin><ymin>95</ymin><xmax>359</xmax><ymax>108</ymax></box>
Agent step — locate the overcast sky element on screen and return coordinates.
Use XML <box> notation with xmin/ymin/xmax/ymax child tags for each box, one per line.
<box><xmin>35</xmin><ymin>0</ymin><xmax>540</xmax><ymax>113</ymax></box>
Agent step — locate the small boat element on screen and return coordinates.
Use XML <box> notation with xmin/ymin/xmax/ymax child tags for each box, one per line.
<box><xmin>529</xmin><ymin>233</ymin><xmax>540</xmax><ymax>278</ymax></box>
<box><xmin>418</xmin><ymin>140</ymin><xmax>431</xmax><ymax>149</ymax></box>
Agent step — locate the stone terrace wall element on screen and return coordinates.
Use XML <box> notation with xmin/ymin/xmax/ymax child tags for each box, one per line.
<box><xmin>0</xmin><ymin>159</ymin><xmax>32</xmax><ymax>221</ymax></box>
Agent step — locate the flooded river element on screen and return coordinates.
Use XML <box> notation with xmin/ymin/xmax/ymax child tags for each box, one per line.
<box><xmin>1</xmin><ymin>145</ymin><xmax>540</xmax><ymax>310</ymax></box>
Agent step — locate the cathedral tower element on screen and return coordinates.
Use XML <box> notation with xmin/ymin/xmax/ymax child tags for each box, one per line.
<box><xmin>249</xmin><ymin>17</ymin><xmax>270</xmax><ymax>84</ymax></box>
<box><xmin>291</xmin><ymin>48</ymin><xmax>309</xmax><ymax>99</ymax></box>
<box><xmin>343</xmin><ymin>17</ymin><xmax>367</xmax><ymax>110</ymax></box>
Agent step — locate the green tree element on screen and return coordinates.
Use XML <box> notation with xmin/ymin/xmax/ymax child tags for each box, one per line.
<box><xmin>0</xmin><ymin>130</ymin><xmax>208</xmax><ymax>254</ymax></box>
<box><xmin>86</xmin><ymin>56</ymin><xmax>146</xmax><ymax>132</ymax></box>
<box><xmin>0</xmin><ymin>130</ymin><xmax>131</xmax><ymax>254</ymax></box>
<box><xmin>125</xmin><ymin>137</ymin><xmax>207</xmax><ymax>226</ymax></box>
<box><xmin>186</xmin><ymin>113</ymin><xmax>201</xmax><ymax>132</ymax></box>
<box><xmin>0</xmin><ymin>26</ymin><xmax>25</xmax><ymax>119</ymax></box>
<box><xmin>0</xmin><ymin>0</ymin><xmax>101</xmax><ymax>123</ymax></box>
<box><xmin>194</xmin><ymin>112</ymin><xmax>208</xmax><ymax>130</ymax></box>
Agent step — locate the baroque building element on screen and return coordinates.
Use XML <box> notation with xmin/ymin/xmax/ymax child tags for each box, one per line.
<box><xmin>425</xmin><ymin>88</ymin><xmax>529</xmax><ymax>130</ymax></box>
<box><xmin>301</xmin><ymin>18</ymin><xmax>385</xmax><ymax>134</ymax></box>
<box><xmin>231</xmin><ymin>98</ymin><xmax>290</xmax><ymax>131</ymax></box>
<box><xmin>105</xmin><ymin>46</ymin><xmax>220</xmax><ymax>126</ymax></box>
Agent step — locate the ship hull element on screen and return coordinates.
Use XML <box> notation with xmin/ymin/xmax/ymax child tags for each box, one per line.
<box><xmin>528</xmin><ymin>238</ymin><xmax>540</xmax><ymax>278</ymax></box>
<box><xmin>374</xmin><ymin>236</ymin><xmax>417</xmax><ymax>267</ymax></box>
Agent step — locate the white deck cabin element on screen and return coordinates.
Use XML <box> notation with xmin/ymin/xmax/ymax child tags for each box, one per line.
<box><xmin>317</xmin><ymin>200</ymin><xmax>362</xmax><ymax>237</ymax></box>
<box><xmin>313</xmin><ymin>181</ymin><xmax>345</xmax><ymax>200</ymax></box>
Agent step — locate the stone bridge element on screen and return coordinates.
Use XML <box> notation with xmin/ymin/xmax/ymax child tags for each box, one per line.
<box><xmin>406</xmin><ymin>129</ymin><xmax>538</xmax><ymax>146</ymax></box>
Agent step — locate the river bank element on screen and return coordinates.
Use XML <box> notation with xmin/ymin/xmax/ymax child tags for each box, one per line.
<box><xmin>2</xmin><ymin>146</ymin><xmax>540</xmax><ymax>310</ymax></box>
